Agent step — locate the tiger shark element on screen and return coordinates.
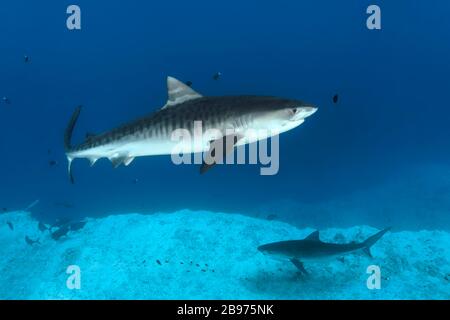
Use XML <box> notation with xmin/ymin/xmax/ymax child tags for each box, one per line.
<box><xmin>64</xmin><ymin>76</ymin><xmax>318</xmax><ymax>182</ymax></box>
<box><xmin>258</xmin><ymin>228</ymin><xmax>391</xmax><ymax>275</ymax></box>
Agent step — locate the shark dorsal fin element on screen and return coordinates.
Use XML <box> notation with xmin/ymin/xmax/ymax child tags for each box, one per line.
<box><xmin>305</xmin><ymin>230</ymin><xmax>321</xmax><ymax>241</ymax></box>
<box><xmin>162</xmin><ymin>76</ymin><xmax>202</xmax><ymax>109</ymax></box>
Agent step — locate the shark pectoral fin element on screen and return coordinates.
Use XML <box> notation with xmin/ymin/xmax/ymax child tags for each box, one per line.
<box><xmin>110</xmin><ymin>155</ymin><xmax>135</xmax><ymax>168</ymax></box>
<box><xmin>162</xmin><ymin>76</ymin><xmax>203</xmax><ymax>109</ymax></box>
<box><xmin>290</xmin><ymin>258</ymin><xmax>308</xmax><ymax>275</ymax></box>
<box><xmin>200</xmin><ymin>134</ymin><xmax>243</xmax><ymax>174</ymax></box>
<box><xmin>363</xmin><ymin>247</ymin><xmax>373</xmax><ymax>258</ymax></box>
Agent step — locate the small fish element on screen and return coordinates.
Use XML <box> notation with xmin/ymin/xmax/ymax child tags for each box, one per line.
<box><xmin>38</xmin><ymin>221</ymin><xmax>49</xmax><ymax>232</ymax></box>
<box><xmin>185</xmin><ymin>81</ymin><xmax>193</xmax><ymax>87</ymax></box>
<box><xmin>266</xmin><ymin>214</ymin><xmax>278</xmax><ymax>221</ymax></box>
<box><xmin>54</xmin><ymin>202</ymin><xmax>74</xmax><ymax>209</ymax></box>
<box><xmin>51</xmin><ymin>225</ymin><xmax>70</xmax><ymax>240</ymax></box>
<box><xmin>24</xmin><ymin>55</ymin><xmax>30</xmax><ymax>63</ymax></box>
<box><xmin>7</xmin><ymin>221</ymin><xmax>14</xmax><ymax>230</ymax></box>
<box><xmin>49</xmin><ymin>160</ymin><xmax>58</xmax><ymax>167</ymax></box>
<box><xmin>1</xmin><ymin>208</ymin><xmax>7</xmax><ymax>212</ymax></box>
<box><xmin>212</xmin><ymin>72</ymin><xmax>222</xmax><ymax>80</ymax></box>
<box><xmin>25</xmin><ymin>236</ymin><xmax>40</xmax><ymax>246</ymax></box>
<box><xmin>332</xmin><ymin>94</ymin><xmax>339</xmax><ymax>104</ymax></box>
<box><xmin>47</xmin><ymin>149</ymin><xmax>52</xmax><ymax>155</ymax></box>
<box><xmin>2</xmin><ymin>97</ymin><xmax>11</xmax><ymax>104</ymax></box>
<box><xmin>156</xmin><ymin>259</ymin><xmax>162</xmax><ymax>265</ymax></box>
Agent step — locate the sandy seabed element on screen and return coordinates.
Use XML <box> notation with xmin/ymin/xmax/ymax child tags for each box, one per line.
<box><xmin>1</xmin><ymin>209</ymin><xmax>449</xmax><ymax>299</ymax></box>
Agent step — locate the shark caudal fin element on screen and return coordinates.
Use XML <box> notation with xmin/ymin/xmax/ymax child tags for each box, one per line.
<box><xmin>362</xmin><ymin>227</ymin><xmax>391</xmax><ymax>257</ymax></box>
<box><xmin>64</xmin><ymin>106</ymin><xmax>82</xmax><ymax>184</ymax></box>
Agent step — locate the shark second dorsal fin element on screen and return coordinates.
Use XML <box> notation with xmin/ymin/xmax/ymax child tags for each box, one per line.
<box><xmin>162</xmin><ymin>76</ymin><xmax>202</xmax><ymax>109</ymax></box>
<box><xmin>305</xmin><ymin>230</ymin><xmax>321</xmax><ymax>241</ymax></box>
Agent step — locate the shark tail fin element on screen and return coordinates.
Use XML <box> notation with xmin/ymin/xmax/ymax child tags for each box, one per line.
<box><xmin>362</xmin><ymin>227</ymin><xmax>391</xmax><ymax>257</ymax></box>
<box><xmin>64</xmin><ymin>105</ymin><xmax>82</xmax><ymax>151</ymax></box>
<box><xmin>64</xmin><ymin>106</ymin><xmax>82</xmax><ymax>184</ymax></box>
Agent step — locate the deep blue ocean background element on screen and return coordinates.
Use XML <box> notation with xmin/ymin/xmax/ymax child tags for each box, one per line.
<box><xmin>1</xmin><ymin>1</ymin><xmax>449</xmax><ymax>230</ymax></box>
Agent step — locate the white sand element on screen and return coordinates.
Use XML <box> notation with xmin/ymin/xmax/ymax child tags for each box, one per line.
<box><xmin>0</xmin><ymin>210</ymin><xmax>449</xmax><ymax>299</ymax></box>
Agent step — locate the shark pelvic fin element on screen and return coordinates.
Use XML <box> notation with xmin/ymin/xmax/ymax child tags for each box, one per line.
<box><xmin>363</xmin><ymin>247</ymin><xmax>373</xmax><ymax>258</ymax></box>
<box><xmin>123</xmin><ymin>157</ymin><xmax>135</xmax><ymax>166</ymax></box>
<box><xmin>163</xmin><ymin>76</ymin><xmax>202</xmax><ymax>109</ymax></box>
<box><xmin>305</xmin><ymin>230</ymin><xmax>321</xmax><ymax>241</ymax></box>
<box><xmin>88</xmin><ymin>157</ymin><xmax>99</xmax><ymax>167</ymax></box>
<box><xmin>110</xmin><ymin>155</ymin><xmax>135</xmax><ymax>168</ymax></box>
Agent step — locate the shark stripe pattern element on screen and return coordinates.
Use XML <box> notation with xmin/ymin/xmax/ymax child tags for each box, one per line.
<box><xmin>64</xmin><ymin>76</ymin><xmax>318</xmax><ymax>182</ymax></box>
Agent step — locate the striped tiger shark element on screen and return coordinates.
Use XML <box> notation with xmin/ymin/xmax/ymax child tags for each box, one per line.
<box><xmin>258</xmin><ymin>228</ymin><xmax>391</xmax><ymax>275</ymax></box>
<box><xmin>64</xmin><ymin>76</ymin><xmax>318</xmax><ymax>182</ymax></box>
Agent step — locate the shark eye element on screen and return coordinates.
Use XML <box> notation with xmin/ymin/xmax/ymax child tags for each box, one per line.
<box><xmin>291</xmin><ymin>108</ymin><xmax>297</xmax><ymax>114</ymax></box>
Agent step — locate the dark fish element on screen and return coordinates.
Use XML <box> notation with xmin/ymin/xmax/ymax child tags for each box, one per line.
<box><xmin>2</xmin><ymin>208</ymin><xmax>7</xmax><ymax>212</ymax></box>
<box><xmin>25</xmin><ymin>236</ymin><xmax>40</xmax><ymax>246</ymax></box>
<box><xmin>7</xmin><ymin>221</ymin><xmax>14</xmax><ymax>230</ymax></box>
<box><xmin>51</xmin><ymin>225</ymin><xmax>70</xmax><ymax>240</ymax></box>
<box><xmin>54</xmin><ymin>202</ymin><xmax>74</xmax><ymax>209</ymax></box>
<box><xmin>332</xmin><ymin>94</ymin><xmax>339</xmax><ymax>104</ymax></box>
<box><xmin>212</xmin><ymin>72</ymin><xmax>222</xmax><ymax>80</ymax></box>
<box><xmin>69</xmin><ymin>220</ymin><xmax>87</xmax><ymax>231</ymax></box>
<box><xmin>38</xmin><ymin>221</ymin><xmax>49</xmax><ymax>232</ymax></box>
<box><xmin>156</xmin><ymin>259</ymin><xmax>162</xmax><ymax>265</ymax></box>
<box><xmin>24</xmin><ymin>55</ymin><xmax>30</xmax><ymax>63</ymax></box>
<box><xmin>49</xmin><ymin>160</ymin><xmax>58</xmax><ymax>167</ymax></box>
<box><xmin>266</xmin><ymin>214</ymin><xmax>278</xmax><ymax>221</ymax></box>
<box><xmin>47</xmin><ymin>149</ymin><xmax>52</xmax><ymax>155</ymax></box>
<box><xmin>185</xmin><ymin>81</ymin><xmax>193</xmax><ymax>87</ymax></box>
<box><xmin>2</xmin><ymin>97</ymin><xmax>11</xmax><ymax>104</ymax></box>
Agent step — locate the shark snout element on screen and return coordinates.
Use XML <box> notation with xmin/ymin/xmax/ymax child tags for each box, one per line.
<box><xmin>295</xmin><ymin>105</ymin><xmax>318</xmax><ymax>119</ymax></box>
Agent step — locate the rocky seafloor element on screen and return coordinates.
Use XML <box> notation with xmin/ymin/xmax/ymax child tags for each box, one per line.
<box><xmin>1</xmin><ymin>209</ymin><xmax>449</xmax><ymax>299</ymax></box>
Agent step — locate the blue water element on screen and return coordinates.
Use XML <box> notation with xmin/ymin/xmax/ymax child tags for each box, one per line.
<box><xmin>1</xmin><ymin>0</ymin><xmax>449</xmax><ymax>231</ymax></box>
